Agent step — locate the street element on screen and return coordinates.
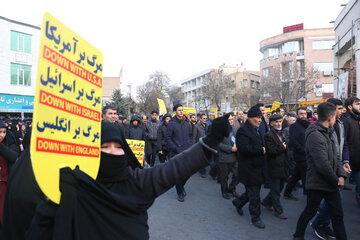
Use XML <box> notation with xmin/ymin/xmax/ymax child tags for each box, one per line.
<box><xmin>149</xmin><ymin>168</ymin><xmax>360</xmax><ymax>240</ymax></box>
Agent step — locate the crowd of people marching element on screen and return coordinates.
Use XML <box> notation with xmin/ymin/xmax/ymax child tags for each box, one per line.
<box><xmin>0</xmin><ymin>96</ymin><xmax>359</xmax><ymax>239</ymax></box>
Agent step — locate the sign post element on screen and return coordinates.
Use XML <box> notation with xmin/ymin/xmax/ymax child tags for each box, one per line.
<box><xmin>30</xmin><ymin>13</ymin><xmax>103</xmax><ymax>203</ymax></box>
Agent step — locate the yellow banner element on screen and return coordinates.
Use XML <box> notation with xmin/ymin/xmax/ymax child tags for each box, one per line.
<box><xmin>299</xmin><ymin>99</ymin><xmax>327</xmax><ymax>107</ymax></box>
<box><xmin>126</xmin><ymin>139</ymin><xmax>145</xmax><ymax>167</ymax></box>
<box><xmin>210</xmin><ymin>108</ymin><xmax>218</xmax><ymax>118</ymax></box>
<box><xmin>157</xmin><ymin>98</ymin><xmax>167</xmax><ymax>115</ymax></box>
<box><xmin>265</xmin><ymin>107</ymin><xmax>271</xmax><ymax>113</ymax></box>
<box><xmin>183</xmin><ymin>107</ymin><xmax>196</xmax><ymax>118</ymax></box>
<box><xmin>30</xmin><ymin>13</ymin><xmax>103</xmax><ymax>203</ymax></box>
<box><xmin>271</xmin><ymin>101</ymin><xmax>281</xmax><ymax>111</ymax></box>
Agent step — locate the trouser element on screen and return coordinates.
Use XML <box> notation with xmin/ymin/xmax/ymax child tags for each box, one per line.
<box><xmin>262</xmin><ymin>178</ymin><xmax>285</xmax><ymax>214</ymax></box>
<box><xmin>209</xmin><ymin>153</ymin><xmax>219</xmax><ymax>178</ymax></box>
<box><xmin>158</xmin><ymin>149</ymin><xmax>169</xmax><ymax>163</ymax></box>
<box><xmin>284</xmin><ymin>161</ymin><xmax>306</xmax><ymax>195</ymax></box>
<box><xmin>176</xmin><ymin>178</ymin><xmax>188</xmax><ymax>196</ymax></box>
<box><xmin>218</xmin><ymin>161</ymin><xmax>239</xmax><ymax>194</ymax></box>
<box><xmin>146</xmin><ymin>140</ymin><xmax>158</xmax><ymax>166</ymax></box>
<box><xmin>351</xmin><ymin>170</ymin><xmax>360</xmax><ymax>197</ymax></box>
<box><xmin>232</xmin><ymin>185</ymin><xmax>261</xmax><ymax>222</ymax></box>
<box><xmin>264</xmin><ymin>157</ymin><xmax>270</xmax><ymax>185</ymax></box>
<box><xmin>314</xmin><ymin>188</ymin><xmax>343</xmax><ymax>226</ymax></box>
<box><xmin>294</xmin><ymin>190</ymin><xmax>347</xmax><ymax>240</ymax></box>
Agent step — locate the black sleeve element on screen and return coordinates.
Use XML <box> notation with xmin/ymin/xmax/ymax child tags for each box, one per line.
<box><xmin>236</xmin><ymin>130</ymin><xmax>263</xmax><ymax>156</ymax></box>
<box><xmin>131</xmin><ymin>143</ymin><xmax>210</xmax><ymax>199</ymax></box>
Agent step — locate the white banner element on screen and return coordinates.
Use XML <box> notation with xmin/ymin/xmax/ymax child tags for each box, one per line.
<box><xmin>338</xmin><ymin>72</ymin><xmax>349</xmax><ymax>99</ymax></box>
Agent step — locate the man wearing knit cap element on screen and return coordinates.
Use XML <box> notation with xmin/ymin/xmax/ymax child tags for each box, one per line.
<box><xmin>232</xmin><ymin>106</ymin><xmax>266</xmax><ymax>229</ymax></box>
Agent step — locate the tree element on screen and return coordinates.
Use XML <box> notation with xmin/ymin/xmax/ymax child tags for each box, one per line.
<box><xmin>167</xmin><ymin>85</ymin><xmax>183</xmax><ymax>108</ymax></box>
<box><xmin>201</xmin><ymin>70</ymin><xmax>235</xmax><ymax>111</ymax></box>
<box><xmin>136</xmin><ymin>71</ymin><xmax>170</xmax><ymax>114</ymax></box>
<box><xmin>260</xmin><ymin>61</ymin><xmax>320</xmax><ymax>110</ymax></box>
<box><xmin>108</xmin><ymin>89</ymin><xmax>130</xmax><ymax>116</ymax></box>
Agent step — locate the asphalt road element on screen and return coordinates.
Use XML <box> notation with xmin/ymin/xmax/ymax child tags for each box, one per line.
<box><xmin>148</xmin><ymin>168</ymin><xmax>360</xmax><ymax>240</ymax></box>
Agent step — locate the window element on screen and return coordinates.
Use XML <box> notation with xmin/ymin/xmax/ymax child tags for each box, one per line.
<box><xmin>312</xmin><ymin>40</ymin><xmax>335</xmax><ymax>50</ymax></box>
<box><xmin>263</xmin><ymin>68</ymin><xmax>271</xmax><ymax>78</ymax></box>
<box><xmin>251</xmin><ymin>80</ymin><xmax>255</xmax><ymax>89</ymax></box>
<box><xmin>11</xmin><ymin>63</ymin><xmax>31</xmax><ymax>86</ymax></box>
<box><xmin>243</xmin><ymin>79</ymin><xmax>247</xmax><ymax>87</ymax></box>
<box><xmin>281</xmin><ymin>41</ymin><xmax>299</xmax><ymax>53</ymax></box>
<box><xmin>297</xmin><ymin>60</ymin><xmax>305</xmax><ymax>78</ymax></box>
<box><xmin>11</xmin><ymin>31</ymin><xmax>31</xmax><ymax>53</ymax></box>
<box><xmin>256</xmin><ymin>82</ymin><xmax>260</xmax><ymax>89</ymax></box>
<box><xmin>313</xmin><ymin>62</ymin><xmax>333</xmax><ymax>72</ymax></box>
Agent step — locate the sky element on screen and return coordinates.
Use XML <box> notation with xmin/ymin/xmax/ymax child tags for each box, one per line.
<box><xmin>1</xmin><ymin>0</ymin><xmax>345</xmax><ymax>95</ymax></box>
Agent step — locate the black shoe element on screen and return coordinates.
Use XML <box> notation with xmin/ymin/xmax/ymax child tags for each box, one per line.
<box><xmin>284</xmin><ymin>193</ymin><xmax>298</xmax><ymax>200</ymax></box>
<box><xmin>311</xmin><ymin>222</ymin><xmax>327</xmax><ymax>240</ymax></box>
<box><xmin>261</xmin><ymin>201</ymin><xmax>274</xmax><ymax>211</ymax></box>
<box><xmin>264</xmin><ymin>183</ymin><xmax>270</xmax><ymax>189</ymax></box>
<box><xmin>222</xmin><ymin>193</ymin><xmax>232</xmax><ymax>199</ymax></box>
<box><xmin>201</xmin><ymin>173</ymin><xmax>207</xmax><ymax>178</ymax></box>
<box><xmin>177</xmin><ymin>194</ymin><xmax>184</xmax><ymax>202</ymax></box>
<box><xmin>252</xmin><ymin>219</ymin><xmax>265</xmax><ymax>229</ymax></box>
<box><xmin>232</xmin><ymin>199</ymin><xmax>244</xmax><ymax>216</ymax></box>
<box><xmin>182</xmin><ymin>189</ymin><xmax>186</xmax><ymax>197</ymax></box>
<box><xmin>230</xmin><ymin>191</ymin><xmax>240</xmax><ymax>198</ymax></box>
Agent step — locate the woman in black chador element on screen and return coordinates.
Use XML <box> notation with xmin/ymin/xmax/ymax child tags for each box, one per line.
<box><xmin>3</xmin><ymin>116</ymin><xmax>230</xmax><ymax>240</ymax></box>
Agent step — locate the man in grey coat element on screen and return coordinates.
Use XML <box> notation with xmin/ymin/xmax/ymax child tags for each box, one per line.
<box><xmin>293</xmin><ymin>102</ymin><xmax>347</xmax><ymax>240</ymax></box>
<box><xmin>144</xmin><ymin>110</ymin><xmax>161</xmax><ymax>166</ymax></box>
<box><xmin>193</xmin><ymin>114</ymin><xmax>208</xmax><ymax>177</ymax></box>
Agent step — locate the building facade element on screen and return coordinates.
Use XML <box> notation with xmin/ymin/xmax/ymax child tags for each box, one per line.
<box><xmin>181</xmin><ymin>66</ymin><xmax>260</xmax><ymax>113</ymax></box>
<box><xmin>260</xmin><ymin>26</ymin><xmax>335</xmax><ymax>106</ymax></box>
<box><xmin>0</xmin><ymin>16</ymin><xmax>40</xmax><ymax>117</ymax></box>
<box><xmin>333</xmin><ymin>0</ymin><xmax>360</xmax><ymax>98</ymax></box>
<box><xmin>102</xmin><ymin>76</ymin><xmax>121</xmax><ymax>104</ymax></box>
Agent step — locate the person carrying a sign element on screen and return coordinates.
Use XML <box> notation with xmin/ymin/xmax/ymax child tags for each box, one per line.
<box><xmin>6</xmin><ymin>115</ymin><xmax>230</xmax><ymax>240</ymax></box>
<box><xmin>0</xmin><ymin>121</ymin><xmax>20</xmax><ymax>224</ymax></box>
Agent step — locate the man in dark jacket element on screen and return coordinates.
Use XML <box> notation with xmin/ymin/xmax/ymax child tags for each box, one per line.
<box><xmin>128</xmin><ymin>116</ymin><xmax>145</xmax><ymax>140</ymax></box>
<box><xmin>193</xmin><ymin>114</ymin><xmax>208</xmax><ymax>178</ymax></box>
<box><xmin>166</xmin><ymin>104</ymin><xmax>193</xmax><ymax>202</ymax></box>
<box><xmin>218</xmin><ymin>114</ymin><xmax>238</xmax><ymax>199</ymax></box>
<box><xmin>261</xmin><ymin>115</ymin><xmax>289</xmax><ymax>220</ymax></box>
<box><xmin>144</xmin><ymin>111</ymin><xmax>161</xmax><ymax>166</ymax></box>
<box><xmin>293</xmin><ymin>102</ymin><xmax>347</xmax><ymax>240</ymax></box>
<box><xmin>232</xmin><ymin>106</ymin><xmax>266</xmax><ymax>229</ymax></box>
<box><xmin>284</xmin><ymin>107</ymin><xmax>309</xmax><ymax>200</ymax></box>
<box><xmin>157</xmin><ymin>114</ymin><xmax>171</xmax><ymax>163</ymax></box>
<box><xmin>311</xmin><ymin>98</ymin><xmax>351</xmax><ymax>240</ymax></box>
<box><xmin>342</xmin><ymin>97</ymin><xmax>360</xmax><ymax>206</ymax></box>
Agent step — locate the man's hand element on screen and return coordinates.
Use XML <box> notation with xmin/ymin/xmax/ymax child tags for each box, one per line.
<box><xmin>343</xmin><ymin>163</ymin><xmax>351</xmax><ymax>174</ymax></box>
<box><xmin>263</xmin><ymin>147</ymin><xmax>266</xmax><ymax>154</ymax></box>
<box><xmin>282</xmin><ymin>142</ymin><xmax>287</xmax><ymax>149</ymax></box>
<box><xmin>338</xmin><ymin>177</ymin><xmax>345</xmax><ymax>187</ymax></box>
<box><xmin>231</xmin><ymin>147</ymin><xmax>237</xmax><ymax>152</ymax></box>
<box><xmin>158</xmin><ymin>150</ymin><xmax>163</xmax><ymax>155</ymax></box>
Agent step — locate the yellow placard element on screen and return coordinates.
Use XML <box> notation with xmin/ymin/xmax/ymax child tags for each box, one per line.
<box><xmin>30</xmin><ymin>13</ymin><xmax>103</xmax><ymax>203</ymax></box>
<box><xmin>157</xmin><ymin>98</ymin><xmax>167</xmax><ymax>115</ymax></box>
<box><xmin>299</xmin><ymin>99</ymin><xmax>327</xmax><ymax>107</ymax></box>
<box><xmin>183</xmin><ymin>107</ymin><xmax>196</xmax><ymax>118</ymax></box>
<box><xmin>210</xmin><ymin>108</ymin><xmax>218</xmax><ymax>118</ymax></box>
<box><xmin>266</xmin><ymin>107</ymin><xmax>271</xmax><ymax>113</ymax></box>
<box><xmin>126</xmin><ymin>139</ymin><xmax>145</xmax><ymax>167</ymax></box>
<box><xmin>271</xmin><ymin>101</ymin><xmax>281</xmax><ymax>111</ymax></box>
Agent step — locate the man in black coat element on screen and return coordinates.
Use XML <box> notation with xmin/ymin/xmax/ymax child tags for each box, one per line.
<box><xmin>293</xmin><ymin>102</ymin><xmax>347</xmax><ymax>240</ymax></box>
<box><xmin>232</xmin><ymin>106</ymin><xmax>266</xmax><ymax>229</ymax></box>
<box><xmin>261</xmin><ymin>115</ymin><xmax>289</xmax><ymax>220</ymax></box>
<box><xmin>128</xmin><ymin>116</ymin><xmax>145</xmax><ymax>140</ymax></box>
<box><xmin>156</xmin><ymin>114</ymin><xmax>171</xmax><ymax>163</ymax></box>
<box><xmin>284</xmin><ymin>107</ymin><xmax>309</xmax><ymax>200</ymax></box>
<box><xmin>342</xmin><ymin>97</ymin><xmax>360</xmax><ymax>206</ymax></box>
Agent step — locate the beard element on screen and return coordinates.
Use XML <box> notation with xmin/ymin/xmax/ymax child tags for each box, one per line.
<box><xmin>273</xmin><ymin>126</ymin><xmax>282</xmax><ymax>131</ymax></box>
